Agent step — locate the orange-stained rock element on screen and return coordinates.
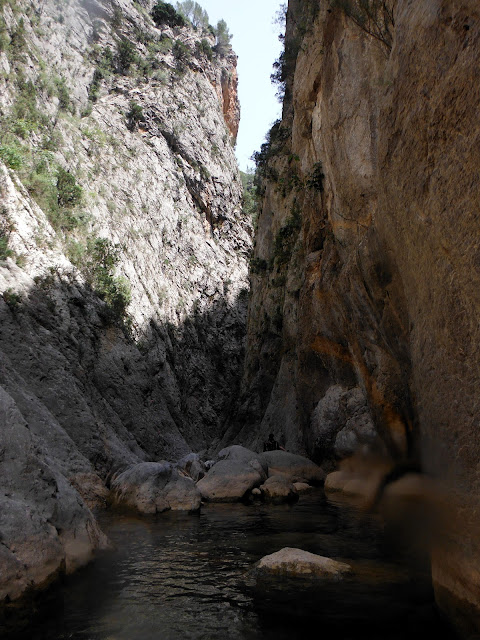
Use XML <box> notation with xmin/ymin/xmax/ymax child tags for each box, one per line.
<box><xmin>235</xmin><ymin>0</ymin><xmax>480</xmax><ymax>631</ymax></box>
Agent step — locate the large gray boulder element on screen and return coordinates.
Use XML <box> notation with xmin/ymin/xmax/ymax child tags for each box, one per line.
<box><xmin>110</xmin><ymin>462</ymin><xmax>202</xmax><ymax>514</ymax></box>
<box><xmin>261</xmin><ymin>451</ymin><xmax>325</xmax><ymax>485</ymax></box>
<box><xmin>260</xmin><ymin>475</ymin><xmax>299</xmax><ymax>504</ymax></box>
<box><xmin>0</xmin><ymin>386</ymin><xmax>108</xmax><ymax>603</ymax></box>
<box><xmin>197</xmin><ymin>446</ymin><xmax>267</xmax><ymax>502</ymax></box>
<box><xmin>217</xmin><ymin>445</ymin><xmax>268</xmax><ymax>474</ymax></box>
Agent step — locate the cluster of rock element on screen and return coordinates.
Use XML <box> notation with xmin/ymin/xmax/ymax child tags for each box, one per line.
<box><xmin>0</xmin><ymin>0</ymin><xmax>250</xmax><ymax>606</ymax></box>
<box><xmin>109</xmin><ymin>445</ymin><xmax>325</xmax><ymax>513</ymax></box>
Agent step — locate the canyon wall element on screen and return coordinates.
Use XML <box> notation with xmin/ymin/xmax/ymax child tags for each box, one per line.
<box><xmin>0</xmin><ymin>0</ymin><xmax>251</xmax><ymax>601</ymax></box>
<box><xmin>236</xmin><ymin>0</ymin><xmax>480</xmax><ymax>631</ymax></box>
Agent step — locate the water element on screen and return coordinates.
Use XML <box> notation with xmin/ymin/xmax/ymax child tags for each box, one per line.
<box><xmin>1</xmin><ymin>492</ymin><xmax>456</xmax><ymax>640</ymax></box>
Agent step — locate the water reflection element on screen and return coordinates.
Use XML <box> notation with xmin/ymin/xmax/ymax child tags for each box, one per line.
<box><xmin>1</xmin><ymin>492</ymin><xmax>455</xmax><ymax>640</ymax></box>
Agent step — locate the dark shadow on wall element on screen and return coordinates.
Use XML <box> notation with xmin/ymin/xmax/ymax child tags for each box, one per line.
<box><xmin>0</xmin><ymin>270</ymin><xmax>248</xmax><ymax>478</ymax></box>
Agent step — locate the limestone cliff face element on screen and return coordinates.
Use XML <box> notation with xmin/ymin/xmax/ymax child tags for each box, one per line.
<box><xmin>218</xmin><ymin>53</ymin><xmax>240</xmax><ymax>144</ymax></box>
<box><xmin>0</xmin><ymin>0</ymin><xmax>250</xmax><ymax>601</ymax></box>
<box><xmin>237</xmin><ymin>0</ymin><xmax>480</xmax><ymax>629</ymax></box>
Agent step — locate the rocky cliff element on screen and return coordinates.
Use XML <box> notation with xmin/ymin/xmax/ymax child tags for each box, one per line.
<box><xmin>0</xmin><ymin>0</ymin><xmax>251</xmax><ymax>601</ymax></box>
<box><xmin>235</xmin><ymin>0</ymin><xmax>480</xmax><ymax>632</ymax></box>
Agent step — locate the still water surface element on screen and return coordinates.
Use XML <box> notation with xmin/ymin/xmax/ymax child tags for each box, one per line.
<box><xmin>3</xmin><ymin>492</ymin><xmax>456</xmax><ymax>640</ymax></box>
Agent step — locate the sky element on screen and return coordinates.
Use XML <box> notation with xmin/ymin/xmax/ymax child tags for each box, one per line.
<box><xmin>195</xmin><ymin>0</ymin><xmax>285</xmax><ymax>173</ymax></box>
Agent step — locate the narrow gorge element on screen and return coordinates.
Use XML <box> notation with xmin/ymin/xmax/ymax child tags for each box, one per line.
<box><xmin>1</xmin><ymin>0</ymin><xmax>480</xmax><ymax>637</ymax></box>
<box><xmin>0</xmin><ymin>0</ymin><xmax>251</xmax><ymax>603</ymax></box>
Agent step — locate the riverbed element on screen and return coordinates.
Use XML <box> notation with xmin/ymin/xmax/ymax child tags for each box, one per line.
<box><xmin>1</xmin><ymin>491</ymin><xmax>455</xmax><ymax>639</ymax></box>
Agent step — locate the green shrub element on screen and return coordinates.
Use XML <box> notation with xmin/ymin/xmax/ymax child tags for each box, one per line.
<box><xmin>111</xmin><ymin>6</ymin><xmax>123</xmax><ymax>29</ymax></box>
<box><xmin>57</xmin><ymin>167</ymin><xmax>82</xmax><ymax>208</ymax></box>
<box><xmin>41</xmin><ymin>129</ymin><xmax>64</xmax><ymax>151</ymax></box>
<box><xmin>54</xmin><ymin>77</ymin><xmax>71</xmax><ymax>111</ymax></box>
<box><xmin>151</xmin><ymin>2</ymin><xmax>187</xmax><ymax>28</ymax></box>
<box><xmin>195</xmin><ymin>38</ymin><xmax>212</xmax><ymax>60</ymax></box>
<box><xmin>273</xmin><ymin>205</ymin><xmax>301</xmax><ymax>267</ymax></box>
<box><xmin>3</xmin><ymin>288</ymin><xmax>22</xmax><ymax>309</ymax></box>
<box><xmin>46</xmin><ymin>207</ymin><xmax>81</xmax><ymax>232</ymax></box>
<box><xmin>0</xmin><ymin>208</ymin><xmax>14</xmax><ymax>261</ymax></box>
<box><xmin>85</xmin><ymin>237</ymin><xmax>131</xmax><ymax>319</ymax></box>
<box><xmin>0</xmin><ymin>236</ymin><xmax>12</xmax><ymax>260</ymax></box>
<box><xmin>126</xmin><ymin>100</ymin><xmax>144</xmax><ymax>131</ymax></box>
<box><xmin>9</xmin><ymin>17</ymin><xmax>26</xmax><ymax>57</ymax></box>
<box><xmin>12</xmin><ymin>118</ymin><xmax>34</xmax><ymax>139</ymax></box>
<box><xmin>10</xmin><ymin>75</ymin><xmax>46</xmax><ymax>130</ymax></box>
<box><xmin>306</xmin><ymin>161</ymin><xmax>325</xmax><ymax>192</ymax></box>
<box><xmin>0</xmin><ymin>143</ymin><xmax>23</xmax><ymax>169</ymax></box>
<box><xmin>26</xmin><ymin>171</ymin><xmax>57</xmax><ymax>214</ymax></box>
<box><xmin>88</xmin><ymin>69</ymin><xmax>104</xmax><ymax>102</ymax></box>
<box><xmin>252</xmin><ymin>120</ymin><xmax>290</xmax><ymax>194</ymax></box>
<box><xmin>156</xmin><ymin>35</ymin><xmax>173</xmax><ymax>53</ymax></box>
<box><xmin>66</xmin><ymin>240</ymin><xmax>85</xmax><ymax>267</ymax></box>
<box><xmin>172</xmin><ymin>39</ymin><xmax>190</xmax><ymax>71</ymax></box>
<box><xmin>115</xmin><ymin>38</ymin><xmax>137</xmax><ymax>73</ymax></box>
<box><xmin>240</xmin><ymin>171</ymin><xmax>258</xmax><ymax>223</ymax></box>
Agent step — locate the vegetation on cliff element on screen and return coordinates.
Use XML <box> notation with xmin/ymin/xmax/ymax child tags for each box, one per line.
<box><xmin>0</xmin><ymin>0</ymin><xmax>250</xmax><ymax>605</ymax></box>
<box><xmin>330</xmin><ymin>0</ymin><xmax>395</xmax><ymax>49</ymax></box>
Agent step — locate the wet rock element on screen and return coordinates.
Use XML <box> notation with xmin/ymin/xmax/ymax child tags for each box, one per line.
<box><xmin>0</xmin><ymin>0</ymin><xmax>250</xmax><ymax>602</ymax></box>
<box><xmin>254</xmin><ymin>547</ymin><xmax>352</xmax><ymax>580</ymax></box>
<box><xmin>308</xmin><ymin>386</ymin><xmax>375</xmax><ymax>461</ymax></box>
<box><xmin>196</xmin><ymin>448</ymin><xmax>267</xmax><ymax>502</ymax></box>
<box><xmin>324</xmin><ymin>470</ymin><xmax>351</xmax><ymax>493</ymax></box>
<box><xmin>111</xmin><ymin>462</ymin><xmax>201</xmax><ymax>514</ymax></box>
<box><xmin>293</xmin><ymin>482</ymin><xmax>314</xmax><ymax>494</ymax></box>
<box><xmin>324</xmin><ymin>470</ymin><xmax>380</xmax><ymax>506</ymax></box>
<box><xmin>217</xmin><ymin>445</ymin><xmax>268</xmax><ymax>475</ymax></box>
<box><xmin>250</xmin><ymin>547</ymin><xmax>432</xmax><ymax>624</ymax></box>
<box><xmin>69</xmin><ymin>473</ymin><xmax>110</xmax><ymax>509</ymax></box>
<box><xmin>261</xmin><ymin>451</ymin><xmax>325</xmax><ymax>485</ymax></box>
<box><xmin>0</xmin><ymin>387</ymin><xmax>108</xmax><ymax>603</ymax></box>
<box><xmin>176</xmin><ymin>453</ymin><xmax>206</xmax><ymax>482</ymax></box>
<box><xmin>260</xmin><ymin>475</ymin><xmax>298</xmax><ymax>504</ymax></box>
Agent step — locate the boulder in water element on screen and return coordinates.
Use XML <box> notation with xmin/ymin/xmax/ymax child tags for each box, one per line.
<box><xmin>197</xmin><ymin>447</ymin><xmax>267</xmax><ymax>502</ymax></box>
<box><xmin>254</xmin><ymin>547</ymin><xmax>352</xmax><ymax>580</ymax></box>
<box><xmin>293</xmin><ymin>482</ymin><xmax>314</xmax><ymax>494</ymax></box>
<box><xmin>217</xmin><ymin>445</ymin><xmax>268</xmax><ymax>475</ymax></box>
<box><xmin>261</xmin><ymin>451</ymin><xmax>325</xmax><ymax>485</ymax></box>
<box><xmin>260</xmin><ymin>475</ymin><xmax>298</xmax><ymax>504</ymax></box>
<box><xmin>111</xmin><ymin>462</ymin><xmax>201</xmax><ymax>514</ymax></box>
<box><xmin>324</xmin><ymin>470</ymin><xmax>351</xmax><ymax>493</ymax></box>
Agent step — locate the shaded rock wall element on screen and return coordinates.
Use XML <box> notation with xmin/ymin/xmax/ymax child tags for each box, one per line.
<box><xmin>235</xmin><ymin>0</ymin><xmax>480</xmax><ymax>630</ymax></box>
<box><xmin>0</xmin><ymin>0</ymin><xmax>250</xmax><ymax>601</ymax></box>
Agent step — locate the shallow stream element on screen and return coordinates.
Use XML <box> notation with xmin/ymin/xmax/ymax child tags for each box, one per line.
<box><xmin>2</xmin><ymin>491</ymin><xmax>456</xmax><ymax>639</ymax></box>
